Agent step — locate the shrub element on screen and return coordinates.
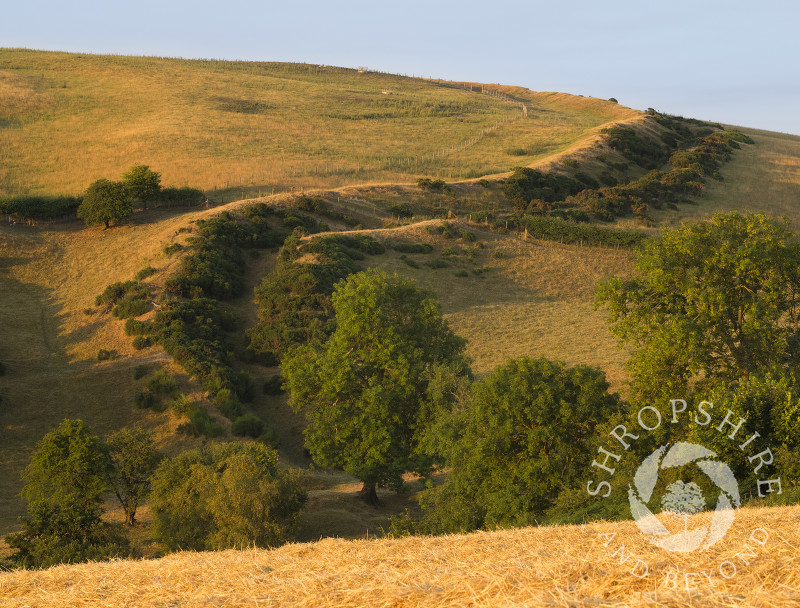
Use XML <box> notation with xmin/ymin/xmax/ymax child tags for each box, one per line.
<box><xmin>133</xmin><ymin>365</ymin><xmax>149</xmax><ymax>380</ymax></box>
<box><xmin>454</xmin><ymin>270</ymin><xmax>469</xmax><ymax>278</ymax></box>
<box><xmin>163</xmin><ymin>243</ymin><xmax>183</xmax><ymax>256</ymax></box>
<box><xmin>441</xmin><ymin>246</ymin><xmax>458</xmax><ymax>257</ymax></box>
<box><xmin>0</xmin><ymin>195</ymin><xmax>82</xmax><ymax>221</ymax></box>
<box><xmin>214</xmin><ymin>388</ymin><xmax>244</xmax><ymax>420</ymax></box>
<box><xmin>389</xmin><ymin>203</ymin><xmax>413</xmax><ymax>218</ymax></box>
<box><xmin>97</xmin><ymin>349</ymin><xmax>117</xmax><ymax>361</ymax></box>
<box><xmin>231</xmin><ymin>413</ymin><xmax>265</xmax><ymax>438</ymax></box>
<box><xmin>491</xmin><ymin>250</ymin><xmax>504</xmax><ymax>259</ymax></box>
<box><xmin>134</xmin><ymin>266</ymin><xmax>157</xmax><ymax>280</ymax></box>
<box><xmin>112</xmin><ymin>294</ymin><xmax>149</xmax><ymax>319</ymax></box>
<box><xmin>147</xmin><ymin>370</ymin><xmax>180</xmax><ymax>399</ymax></box>
<box><xmin>149</xmin><ymin>442</ymin><xmax>307</xmax><ymax>550</ymax></box>
<box><xmin>132</xmin><ymin>335</ymin><xmax>153</xmax><ymax>350</ymax></box>
<box><xmin>400</xmin><ymin>254</ymin><xmax>419</xmax><ymax>268</ymax></box>
<box><xmin>190</xmin><ymin>408</ymin><xmax>224</xmax><ymax>437</ymax></box>
<box><xmin>392</xmin><ymin>242</ymin><xmax>433</xmax><ymax>254</ymax></box>
<box><xmin>424</xmin><ymin>259</ymin><xmax>449</xmax><ymax>269</ymax></box>
<box><xmin>171</xmin><ymin>394</ymin><xmax>197</xmax><ymax>416</ymax></box>
<box><xmin>134</xmin><ymin>390</ymin><xmax>155</xmax><ymax>409</ymax></box>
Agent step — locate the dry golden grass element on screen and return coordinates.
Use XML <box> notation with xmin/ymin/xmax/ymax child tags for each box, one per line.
<box><xmin>309</xmin><ymin>219</ymin><xmax>635</xmax><ymax>385</ymax></box>
<box><xmin>0</xmin><ymin>49</ymin><xmax>637</xmax><ymax>197</ymax></box>
<box><xmin>650</xmin><ymin>128</ymin><xmax>800</xmax><ymax>229</ymax></box>
<box><xmin>1</xmin><ymin>504</ymin><xmax>797</xmax><ymax>607</ymax></box>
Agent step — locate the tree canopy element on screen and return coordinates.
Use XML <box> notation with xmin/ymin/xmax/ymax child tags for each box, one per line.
<box><xmin>282</xmin><ymin>269</ymin><xmax>470</xmax><ymax>503</ymax></box>
<box><xmin>5</xmin><ymin>420</ymin><xmax>128</xmax><ymax>568</ymax></box>
<box><xmin>122</xmin><ymin>165</ymin><xmax>161</xmax><ymax>209</ymax></box>
<box><xmin>149</xmin><ymin>442</ymin><xmax>306</xmax><ymax>551</ymax></box>
<box><xmin>77</xmin><ymin>178</ymin><xmax>133</xmax><ymax>228</ymax></box>
<box><xmin>596</xmin><ymin>212</ymin><xmax>800</xmax><ymax>401</ymax></box>
<box><xmin>418</xmin><ymin>357</ymin><xmax>621</xmax><ymax>532</ymax></box>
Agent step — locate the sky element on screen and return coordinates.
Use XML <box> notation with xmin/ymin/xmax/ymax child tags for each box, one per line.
<box><xmin>2</xmin><ymin>0</ymin><xmax>799</xmax><ymax>135</ymax></box>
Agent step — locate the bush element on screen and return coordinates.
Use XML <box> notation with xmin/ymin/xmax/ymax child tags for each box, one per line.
<box><xmin>132</xmin><ymin>335</ymin><xmax>153</xmax><ymax>350</ymax></box>
<box><xmin>400</xmin><ymin>254</ymin><xmax>419</xmax><ymax>268</ymax></box>
<box><xmin>392</xmin><ymin>242</ymin><xmax>433</xmax><ymax>254</ymax></box>
<box><xmin>0</xmin><ymin>195</ymin><xmax>82</xmax><ymax>221</ymax></box>
<box><xmin>188</xmin><ymin>408</ymin><xmax>224</xmax><ymax>437</ymax></box>
<box><xmin>171</xmin><ymin>394</ymin><xmax>197</xmax><ymax>416</ymax></box>
<box><xmin>97</xmin><ymin>349</ymin><xmax>117</xmax><ymax>361</ymax></box>
<box><xmin>424</xmin><ymin>259</ymin><xmax>449</xmax><ymax>269</ymax></box>
<box><xmin>133</xmin><ymin>365</ymin><xmax>149</xmax><ymax>380</ymax></box>
<box><xmin>134</xmin><ymin>390</ymin><xmax>155</xmax><ymax>409</ymax></box>
<box><xmin>147</xmin><ymin>370</ymin><xmax>180</xmax><ymax>399</ymax></box>
<box><xmin>134</xmin><ymin>266</ymin><xmax>157</xmax><ymax>280</ymax></box>
<box><xmin>149</xmin><ymin>442</ymin><xmax>307</xmax><ymax>550</ymax></box>
<box><xmin>454</xmin><ymin>270</ymin><xmax>469</xmax><ymax>278</ymax></box>
<box><xmin>231</xmin><ymin>413</ymin><xmax>265</xmax><ymax>438</ymax></box>
<box><xmin>389</xmin><ymin>203</ymin><xmax>413</xmax><ymax>218</ymax></box>
<box><xmin>441</xmin><ymin>246</ymin><xmax>458</xmax><ymax>257</ymax></box>
<box><xmin>164</xmin><ymin>243</ymin><xmax>183</xmax><ymax>256</ymax></box>
<box><xmin>214</xmin><ymin>388</ymin><xmax>244</xmax><ymax>420</ymax></box>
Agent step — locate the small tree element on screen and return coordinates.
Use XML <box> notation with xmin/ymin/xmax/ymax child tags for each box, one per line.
<box><xmin>5</xmin><ymin>419</ymin><xmax>128</xmax><ymax>568</ymax></box>
<box><xmin>149</xmin><ymin>442</ymin><xmax>306</xmax><ymax>551</ymax></box>
<box><xmin>106</xmin><ymin>426</ymin><xmax>160</xmax><ymax>526</ymax></box>
<box><xmin>283</xmin><ymin>270</ymin><xmax>470</xmax><ymax>503</ymax></box>
<box><xmin>78</xmin><ymin>179</ymin><xmax>132</xmax><ymax>229</ymax></box>
<box><xmin>122</xmin><ymin>165</ymin><xmax>161</xmax><ymax>210</ymax></box>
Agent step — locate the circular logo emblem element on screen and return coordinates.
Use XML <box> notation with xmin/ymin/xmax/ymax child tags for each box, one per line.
<box><xmin>628</xmin><ymin>441</ymin><xmax>741</xmax><ymax>553</ymax></box>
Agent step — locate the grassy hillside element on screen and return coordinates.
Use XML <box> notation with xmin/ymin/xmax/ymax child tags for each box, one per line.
<box><xmin>0</xmin><ymin>49</ymin><xmax>636</xmax><ymax>198</ymax></box>
<box><xmin>2</xmin><ymin>504</ymin><xmax>797</xmax><ymax>607</ymax></box>
<box><xmin>2</xmin><ymin>50</ymin><xmax>800</xmax><ymax>568</ymax></box>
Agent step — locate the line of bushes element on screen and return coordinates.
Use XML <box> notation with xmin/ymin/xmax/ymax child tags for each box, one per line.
<box><xmin>513</xmin><ymin>215</ymin><xmax>649</xmax><ymax>248</ymax></box>
<box><xmin>0</xmin><ymin>195</ymin><xmax>82</xmax><ymax>221</ymax></box>
<box><xmin>246</xmin><ymin>231</ymin><xmax>386</xmax><ymax>365</ymax></box>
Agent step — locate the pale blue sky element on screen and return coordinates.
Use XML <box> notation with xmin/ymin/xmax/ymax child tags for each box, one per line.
<box><xmin>3</xmin><ymin>0</ymin><xmax>799</xmax><ymax>134</ymax></box>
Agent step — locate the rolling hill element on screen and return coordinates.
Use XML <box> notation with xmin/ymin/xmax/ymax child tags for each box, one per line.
<box><xmin>1</xmin><ymin>50</ymin><xmax>800</xmax><ymax>604</ymax></box>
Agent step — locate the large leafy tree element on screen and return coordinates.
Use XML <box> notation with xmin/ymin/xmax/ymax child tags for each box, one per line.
<box><xmin>282</xmin><ymin>270</ymin><xmax>470</xmax><ymax>503</ymax></box>
<box><xmin>5</xmin><ymin>419</ymin><xmax>128</xmax><ymax>568</ymax></box>
<box><xmin>122</xmin><ymin>165</ymin><xmax>161</xmax><ymax>210</ymax></box>
<box><xmin>77</xmin><ymin>178</ymin><xmax>133</xmax><ymax>228</ymax></box>
<box><xmin>419</xmin><ymin>357</ymin><xmax>621</xmax><ymax>532</ymax></box>
<box><xmin>596</xmin><ymin>212</ymin><xmax>800</xmax><ymax>401</ymax></box>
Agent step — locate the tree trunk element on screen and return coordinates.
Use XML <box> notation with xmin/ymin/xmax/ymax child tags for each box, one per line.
<box><xmin>358</xmin><ymin>481</ymin><xmax>379</xmax><ymax>505</ymax></box>
<box><xmin>104</xmin><ymin>219</ymin><xmax>110</xmax><ymax>229</ymax></box>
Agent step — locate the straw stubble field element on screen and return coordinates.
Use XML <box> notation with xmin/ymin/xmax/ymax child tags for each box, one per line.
<box><xmin>1</xmin><ymin>505</ymin><xmax>797</xmax><ymax>607</ymax></box>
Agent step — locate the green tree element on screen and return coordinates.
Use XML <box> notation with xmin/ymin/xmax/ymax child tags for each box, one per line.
<box><xmin>282</xmin><ymin>270</ymin><xmax>470</xmax><ymax>503</ymax></box>
<box><xmin>418</xmin><ymin>357</ymin><xmax>621</xmax><ymax>533</ymax></box>
<box><xmin>4</xmin><ymin>419</ymin><xmax>128</xmax><ymax>568</ymax></box>
<box><xmin>106</xmin><ymin>426</ymin><xmax>160</xmax><ymax>526</ymax></box>
<box><xmin>149</xmin><ymin>442</ymin><xmax>306</xmax><ymax>551</ymax></box>
<box><xmin>122</xmin><ymin>165</ymin><xmax>161</xmax><ymax>210</ymax></box>
<box><xmin>596</xmin><ymin>212</ymin><xmax>800</xmax><ymax>401</ymax></box>
<box><xmin>77</xmin><ymin>178</ymin><xmax>133</xmax><ymax>229</ymax></box>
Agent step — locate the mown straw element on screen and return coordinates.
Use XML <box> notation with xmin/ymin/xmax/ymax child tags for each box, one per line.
<box><xmin>1</xmin><ymin>504</ymin><xmax>797</xmax><ymax>607</ymax></box>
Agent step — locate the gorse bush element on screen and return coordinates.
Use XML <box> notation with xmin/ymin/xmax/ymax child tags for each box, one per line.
<box><xmin>231</xmin><ymin>413</ymin><xmax>265</xmax><ymax>438</ymax></box>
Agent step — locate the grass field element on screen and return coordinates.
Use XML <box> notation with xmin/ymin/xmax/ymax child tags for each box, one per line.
<box><xmin>0</xmin><ymin>49</ymin><xmax>637</xmax><ymax>198</ymax></box>
<box><xmin>2</xmin><ymin>504</ymin><xmax>797</xmax><ymax>607</ymax></box>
